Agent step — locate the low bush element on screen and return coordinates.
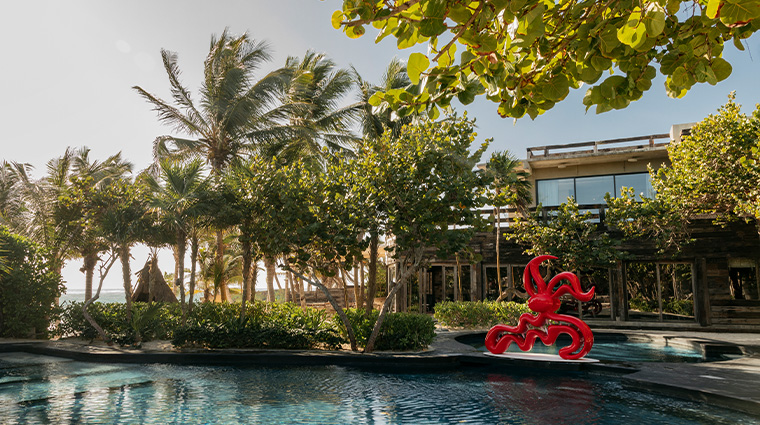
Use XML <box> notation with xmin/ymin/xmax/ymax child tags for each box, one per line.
<box><xmin>56</xmin><ymin>301</ymin><xmax>181</xmax><ymax>344</ymax></box>
<box><xmin>0</xmin><ymin>227</ymin><xmax>64</xmax><ymax>338</ymax></box>
<box><xmin>433</xmin><ymin>301</ymin><xmax>530</xmax><ymax>329</ymax></box>
<box><xmin>172</xmin><ymin>302</ymin><xmax>343</xmax><ymax>350</ymax></box>
<box><xmin>334</xmin><ymin>309</ymin><xmax>436</xmax><ymax>351</ymax></box>
<box><xmin>629</xmin><ymin>296</ymin><xmax>656</xmax><ymax>312</ymax></box>
<box><xmin>664</xmin><ymin>299</ymin><xmax>694</xmax><ymax>316</ymax></box>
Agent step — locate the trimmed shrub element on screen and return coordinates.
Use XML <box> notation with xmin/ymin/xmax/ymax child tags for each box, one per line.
<box><xmin>433</xmin><ymin>301</ymin><xmax>530</xmax><ymax>329</ymax></box>
<box><xmin>0</xmin><ymin>227</ymin><xmax>64</xmax><ymax>338</ymax></box>
<box><xmin>56</xmin><ymin>301</ymin><xmax>181</xmax><ymax>344</ymax></box>
<box><xmin>172</xmin><ymin>302</ymin><xmax>343</xmax><ymax>350</ymax></box>
<box><xmin>334</xmin><ymin>309</ymin><xmax>436</xmax><ymax>351</ymax></box>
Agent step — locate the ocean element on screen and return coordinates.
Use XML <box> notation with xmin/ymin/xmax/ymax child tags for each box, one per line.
<box><xmin>60</xmin><ymin>289</ymin><xmax>126</xmax><ymax>304</ymax></box>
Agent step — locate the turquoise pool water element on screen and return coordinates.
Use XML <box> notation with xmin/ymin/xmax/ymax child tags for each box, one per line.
<box><xmin>458</xmin><ymin>333</ymin><xmax>721</xmax><ymax>363</ymax></box>
<box><xmin>0</xmin><ymin>352</ymin><xmax>756</xmax><ymax>424</ymax></box>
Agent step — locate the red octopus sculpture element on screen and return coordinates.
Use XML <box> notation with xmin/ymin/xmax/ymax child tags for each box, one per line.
<box><xmin>485</xmin><ymin>255</ymin><xmax>595</xmax><ymax>360</ymax></box>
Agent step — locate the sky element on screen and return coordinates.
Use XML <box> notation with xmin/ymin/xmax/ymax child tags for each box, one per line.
<box><xmin>1</xmin><ymin>1</ymin><xmax>759</xmax><ymax>295</ymax></box>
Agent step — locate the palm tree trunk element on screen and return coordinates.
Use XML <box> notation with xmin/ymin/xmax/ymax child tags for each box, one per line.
<box><xmin>241</xmin><ymin>237</ymin><xmax>252</xmax><ymax>319</ymax></box>
<box><xmin>188</xmin><ymin>234</ymin><xmax>199</xmax><ymax>315</ymax></box>
<box><xmin>495</xmin><ymin>205</ymin><xmax>503</xmax><ymax>296</ymax></box>
<box><xmin>216</xmin><ymin>229</ymin><xmax>228</xmax><ymax>302</ymax></box>
<box><xmin>120</xmin><ymin>244</ymin><xmax>133</xmax><ymax>322</ymax></box>
<box><xmin>265</xmin><ymin>256</ymin><xmax>276</xmax><ymax>302</ymax></box>
<box><xmin>365</xmin><ymin>231</ymin><xmax>378</xmax><ymax>314</ymax></box>
<box><xmin>353</xmin><ymin>266</ymin><xmax>360</xmax><ymax>308</ymax></box>
<box><xmin>176</xmin><ymin>230</ymin><xmax>187</xmax><ymax>310</ymax></box>
<box><xmin>82</xmin><ymin>252</ymin><xmax>98</xmax><ymax>301</ymax></box>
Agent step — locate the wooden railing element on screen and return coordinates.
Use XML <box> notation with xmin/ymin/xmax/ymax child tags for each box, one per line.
<box><xmin>478</xmin><ymin>204</ymin><xmax>608</xmax><ymax>227</ymax></box>
<box><xmin>527</xmin><ymin>133</ymin><xmax>670</xmax><ymax>159</ymax></box>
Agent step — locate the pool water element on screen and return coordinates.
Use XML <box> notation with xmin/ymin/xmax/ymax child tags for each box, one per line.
<box><xmin>460</xmin><ymin>334</ymin><xmax>718</xmax><ymax>363</ymax></box>
<box><xmin>0</xmin><ymin>352</ymin><xmax>756</xmax><ymax>424</ymax></box>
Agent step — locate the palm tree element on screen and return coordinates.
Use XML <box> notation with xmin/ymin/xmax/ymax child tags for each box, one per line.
<box><xmin>261</xmin><ymin>51</ymin><xmax>359</xmax><ymax>167</ymax></box>
<box><xmin>354</xmin><ymin>57</ymin><xmax>414</xmax><ymax>141</ymax></box>
<box><xmin>6</xmin><ymin>148</ymin><xmax>131</xmax><ymax>301</ymax></box>
<box><xmin>0</xmin><ymin>162</ymin><xmax>29</xmax><ymax>231</ymax></box>
<box><xmin>485</xmin><ymin>151</ymin><xmax>532</xmax><ymax>300</ymax></box>
<box><xmin>134</xmin><ymin>28</ymin><xmax>292</xmax><ymax>301</ymax></box>
<box><xmin>143</xmin><ymin>159</ymin><xmax>210</xmax><ymax>314</ymax></box>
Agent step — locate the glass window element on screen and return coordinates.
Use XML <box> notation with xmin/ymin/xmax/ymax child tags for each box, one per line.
<box><xmin>575</xmin><ymin>175</ymin><xmax>614</xmax><ymax>204</ymax></box>
<box><xmin>537</xmin><ymin>178</ymin><xmax>574</xmax><ymax>206</ymax></box>
<box><xmin>615</xmin><ymin>173</ymin><xmax>654</xmax><ymax>200</ymax></box>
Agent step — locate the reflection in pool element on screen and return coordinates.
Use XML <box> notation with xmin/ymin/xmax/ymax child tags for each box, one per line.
<box><xmin>0</xmin><ymin>352</ymin><xmax>756</xmax><ymax>424</ymax></box>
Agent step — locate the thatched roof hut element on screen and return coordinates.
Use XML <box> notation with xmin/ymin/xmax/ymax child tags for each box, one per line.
<box><xmin>132</xmin><ymin>255</ymin><xmax>178</xmax><ymax>303</ymax></box>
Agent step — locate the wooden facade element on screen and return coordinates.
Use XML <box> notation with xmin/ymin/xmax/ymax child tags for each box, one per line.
<box><xmin>386</xmin><ymin>128</ymin><xmax>760</xmax><ymax>328</ymax></box>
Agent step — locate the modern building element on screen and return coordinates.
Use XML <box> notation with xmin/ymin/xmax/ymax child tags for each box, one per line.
<box><xmin>387</xmin><ymin>124</ymin><xmax>760</xmax><ymax>328</ymax></box>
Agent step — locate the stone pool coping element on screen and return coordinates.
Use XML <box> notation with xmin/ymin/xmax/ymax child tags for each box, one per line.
<box><xmin>2</xmin><ymin>328</ymin><xmax>760</xmax><ymax>416</ymax></box>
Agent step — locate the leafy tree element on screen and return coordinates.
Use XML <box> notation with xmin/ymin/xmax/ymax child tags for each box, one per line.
<box><xmin>89</xmin><ymin>178</ymin><xmax>150</xmax><ymax>321</ymax></box>
<box><xmin>607</xmin><ymin>95</ymin><xmax>760</xmax><ymax>250</ymax></box>
<box><xmin>353</xmin><ymin>58</ymin><xmax>416</xmax><ymax>313</ymax></box>
<box><xmin>656</xmin><ymin>94</ymin><xmax>760</xmax><ymax>223</ymax></box>
<box><xmin>0</xmin><ymin>226</ymin><xmax>64</xmax><ymax>338</ymax></box>
<box><xmin>353</xmin><ymin>115</ymin><xmax>490</xmax><ymax>352</ymax></box>
<box><xmin>510</xmin><ymin>199</ymin><xmax>621</xmax><ymax>276</ymax></box>
<box><xmin>332</xmin><ymin>0</ymin><xmax>759</xmax><ymax>118</ymax></box>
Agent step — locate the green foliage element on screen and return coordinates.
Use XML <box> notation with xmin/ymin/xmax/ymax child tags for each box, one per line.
<box><xmin>356</xmin><ymin>115</ymin><xmax>490</xmax><ymax>265</ymax></box>
<box><xmin>334</xmin><ymin>0</ymin><xmax>759</xmax><ymax>118</ymax></box>
<box><xmin>334</xmin><ymin>308</ymin><xmax>436</xmax><ymax>351</ymax></box>
<box><xmin>605</xmin><ymin>187</ymin><xmax>691</xmax><ymax>253</ymax></box>
<box><xmin>607</xmin><ymin>95</ymin><xmax>760</xmax><ymax>252</ymax></box>
<box><xmin>0</xmin><ymin>227</ymin><xmax>64</xmax><ymax>338</ymax></box>
<box><xmin>657</xmin><ymin>94</ymin><xmax>760</xmax><ymax>223</ymax></box>
<box><xmin>173</xmin><ymin>302</ymin><xmax>343</xmax><ymax>350</ymax></box>
<box><xmin>510</xmin><ymin>200</ymin><xmax>622</xmax><ymax>272</ymax></box>
<box><xmin>629</xmin><ymin>296</ymin><xmax>658</xmax><ymax>313</ymax></box>
<box><xmin>664</xmin><ymin>299</ymin><xmax>694</xmax><ymax>316</ymax></box>
<box><xmin>56</xmin><ymin>302</ymin><xmax>181</xmax><ymax>344</ymax></box>
<box><xmin>629</xmin><ymin>297</ymin><xmax>693</xmax><ymax>316</ymax></box>
<box><xmin>58</xmin><ymin>301</ymin><xmax>348</xmax><ymax>349</ymax></box>
<box><xmin>433</xmin><ymin>301</ymin><xmax>530</xmax><ymax>329</ymax></box>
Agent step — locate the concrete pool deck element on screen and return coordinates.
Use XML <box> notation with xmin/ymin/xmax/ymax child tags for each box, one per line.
<box><xmin>2</xmin><ymin>328</ymin><xmax>760</xmax><ymax>416</ymax></box>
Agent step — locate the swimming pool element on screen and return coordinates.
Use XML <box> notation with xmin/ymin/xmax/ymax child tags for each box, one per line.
<box><xmin>0</xmin><ymin>352</ymin><xmax>756</xmax><ymax>424</ymax></box>
<box><xmin>456</xmin><ymin>332</ymin><xmax>736</xmax><ymax>363</ymax></box>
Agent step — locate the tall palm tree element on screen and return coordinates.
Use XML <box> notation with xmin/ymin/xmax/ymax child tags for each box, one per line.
<box><xmin>260</xmin><ymin>51</ymin><xmax>359</xmax><ymax>167</ymax></box>
<box><xmin>485</xmin><ymin>151</ymin><xmax>532</xmax><ymax>300</ymax></box>
<box><xmin>255</xmin><ymin>51</ymin><xmax>360</xmax><ymax>301</ymax></box>
<box><xmin>354</xmin><ymin>57</ymin><xmax>414</xmax><ymax>141</ymax></box>
<box><xmin>143</xmin><ymin>159</ymin><xmax>210</xmax><ymax>313</ymax></box>
<box><xmin>134</xmin><ymin>29</ymin><xmax>292</xmax><ymax>301</ymax></box>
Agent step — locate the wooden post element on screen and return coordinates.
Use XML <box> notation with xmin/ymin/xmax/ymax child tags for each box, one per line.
<box><xmin>693</xmin><ymin>257</ymin><xmax>711</xmax><ymax>326</ymax></box>
<box><xmin>454</xmin><ymin>265</ymin><xmax>460</xmax><ymax>301</ymax></box>
<box><xmin>617</xmin><ymin>261</ymin><xmax>628</xmax><ymax>321</ymax></box>
<box><xmin>656</xmin><ymin>263</ymin><xmax>663</xmax><ymax>322</ymax></box>
<box><xmin>470</xmin><ymin>265</ymin><xmax>477</xmax><ymax>302</ymax></box>
<box><xmin>418</xmin><ymin>269</ymin><xmax>424</xmax><ymax>313</ymax></box>
<box><xmin>673</xmin><ymin>265</ymin><xmax>680</xmax><ymax>300</ymax></box>
<box><xmin>608</xmin><ymin>268</ymin><xmax>616</xmax><ymax>320</ymax></box>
